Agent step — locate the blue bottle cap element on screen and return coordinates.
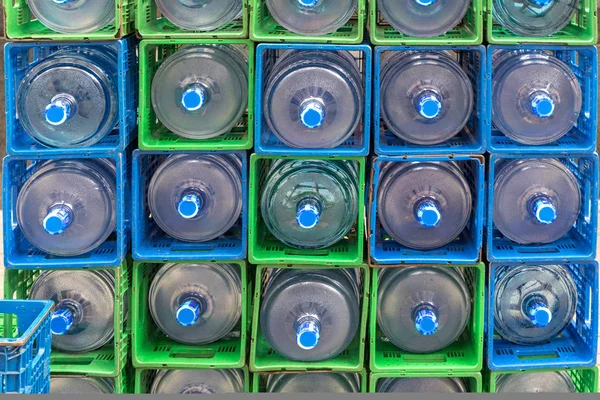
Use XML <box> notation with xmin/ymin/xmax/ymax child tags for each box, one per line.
<box><xmin>296</xmin><ymin>318</ymin><xmax>321</xmax><ymax>350</ymax></box>
<box><xmin>531</xmin><ymin>94</ymin><xmax>555</xmax><ymax>118</ymax></box>
<box><xmin>297</xmin><ymin>0</ymin><xmax>320</xmax><ymax>7</ymax></box>
<box><xmin>414</xmin><ymin>0</ymin><xmax>436</xmax><ymax>5</ymax></box>
<box><xmin>296</xmin><ymin>202</ymin><xmax>321</xmax><ymax>229</ymax></box>
<box><xmin>414</xmin><ymin>307</ymin><xmax>439</xmax><ymax>336</ymax></box>
<box><xmin>176</xmin><ymin>298</ymin><xmax>203</xmax><ymax>327</ymax></box>
<box><xmin>529</xmin><ymin>0</ymin><xmax>553</xmax><ymax>6</ymax></box>
<box><xmin>178</xmin><ymin>193</ymin><xmax>203</xmax><ymax>219</ymax></box>
<box><xmin>533</xmin><ymin>198</ymin><xmax>557</xmax><ymax>225</ymax></box>
<box><xmin>300</xmin><ymin>100</ymin><xmax>325</xmax><ymax>129</ymax></box>
<box><xmin>416</xmin><ymin>201</ymin><xmax>441</xmax><ymax>228</ymax></box>
<box><xmin>51</xmin><ymin>307</ymin><xmax>74</xmax><ymax>336</ymax></box>
<box><xmin>181</xmin><ymin>86</ymin><xmax>206</xmax><ymax>112</ymax></box>
<box><xmin>527</xmin><ymin>300</ymin><xmax>553</xmax><ymax>327</ymax></box>
<box><xmin>417</xmin><ymin>93</ymin><xmax>442</xmax><ymax>119</ymax></box>
<box><xmin>44</xmin><ymin>99</ymin><xmax>73</xmax><ymax>126</ymax></box>
<box><xmin>43</xmin><ymin>204</ymin><xmax>73</xmax><ymax>235</ymax></box>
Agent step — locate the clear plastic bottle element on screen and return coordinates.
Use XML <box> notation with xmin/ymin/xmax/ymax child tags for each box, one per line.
<box><xmin>266</xmin><ymin>373</ymin><xmax>361</xmax><ymax>392</ymax></box>
<box><xmin>150</xmin><ymin>369</ymin><xmax>245</xmax><ymax>393</ymax></box>
<box><xmin>492</xmin><ymin>0</ymin><xmax>578</xmax><ymax>37</ymax></box>
<box><xmin>495</xmin><ymin>372</ymin><xmax>576</xmax><ymax>393</ymax></box>
<box><xmin>26</xmin><ymin>0</ymin><xmax>115</xmax><ymax>34</ymax></box>
<box><xmin>16</xmin><ymin>159</ymin><xmax>117</xmax><ymax>256</ymax></box>
<box><xmin>260</xmin><ymin>159</ymin><xmax>358</xmax><ymax>249</ymax></box>
<box><xmin>50</xmin><ymin>377</ymin><xmax>115</xmax><ymax>394</ymax></box>
<box><xmin>377</xmin><ymin>377</ymin><xmax>468</xmax><ymax>392</ymax></box>
<box><xmin>265</xmin><ymin>0</ymin><xmax>356</xmax><ymax>36</ymax></box>
<box><xmin>154</xmin><ymin>0</ymin><xmax>242</xmax><ymax>31</ymax></box>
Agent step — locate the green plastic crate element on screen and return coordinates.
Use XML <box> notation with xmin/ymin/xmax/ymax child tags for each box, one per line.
<box><xmin>138</xmin><ymin>39</ymin><xmax>254</xmax><ymax>151</ymax></box>
<box><xmin>249</xmin><ymin>154</ymin><xmax>366</xmax><ymax>265</ymax></box>
<box><xmin>249</xmin><ymin>264</ymin><xmax>369</xmax><ymax>372</ymax></box>
<box><xmin>487</xmin><ymin>367</ymin><xmax>599</xmax><ymax>393</ymax></box>
<box><xmin>131</xmin><ymin>261</ymin><xmax>248</xmax><ymax>369</ymax></box>
<box><xmin>3</xmin><ymin>261</ymin><xmax>130</xmax><ymax>377</ymax></box>
<box><xmin>252</xmin><ymin>369</ymin><xmax>368</xmax><ymax>392</ymax></box>
<box><xmin>369</xmin><ymin>372</ymin><xmax>483</xmax><ymax>393</ymax></box>
<box><xmin>136</xmin><ymin>0</ymin><xmax>248</xmax><ymax>38</ymax></box>
<box><xmin>369</xmin><ymin>0</ymin><xmax>483</xmax><ymax>45</ymax></box>
<box><xmin>134</xmin><ymin>367</ymin><xmax>250</xmax><ymax>393</ymax></box>
<box><xmin>3</xmin><ymin>0</ymin><xmax>135</xmax><ymax>40</ymax></box>
<box><xmin>249</xmin><ymin>0</ymin><xmax>365</xmax><ymax>43</ymax></box>
<box><xmin>369</xmin><ymin>264</ymin><xmax>485</xmax><ymax>373</ymax></box>
<box><xmin>486</xmin><ymin>0</ymin><xmax>597</xmax><ymax>44</ymax></box>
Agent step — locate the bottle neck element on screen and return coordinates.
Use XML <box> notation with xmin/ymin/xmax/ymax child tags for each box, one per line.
<box><xmin>44</xmin><ymin>94</ymin><xmax>77</xmax><ymax>126</ymax></box>
<box><xmin>415</xmin><ymin>199</ymin><xmax>441</xmax><ymax>228</ymax></box>
<box><xmin>530</xmin><ymin>195</ymin><xmax>557</xmax><ymax>225</ymax></box>
<box><xmin>176</xmin><ymin>295</ymin><xmax>206</xmax><ymax>327</ymax></box>
<box><xmin>177</xmin><ymin>190</ymin><xmax>205</xmax><ymax>219</ymax></box>
<box><xmin>523</xmin><ymin>296</ymin><xmax>552</xmax><ymax>328</ymax></box>
<box><xmin>43</xmin><ymin>204</ymin><xmax>74</xmax><ymax>235</ymax></box>
<box><xmin>51</xmin><ymin>300</ymin><xmax>82</xmax><ymax>336</ymax></box>
<box><xmin>413</xmin><ymin>304</ymin><xmax>439</xmax><ymax>336</ymax></box>
<box><xmin>181</xmin><ymin>84</ymin><xmax>209</xmax><ymax>112</ymax></box>
<box><xmin>299</xmin><ymin>98</ymin><xmax>326</xmax><ymax>129</ymax></box>
<box><xmin>296</xmin><ymin>198</ymin><xmax>322</xmax><ymax>229</ymax></box>
<box><xmin>296</xmin><ymin>315</ymin><xmax>321</xmax><ymax>350</ymax></box>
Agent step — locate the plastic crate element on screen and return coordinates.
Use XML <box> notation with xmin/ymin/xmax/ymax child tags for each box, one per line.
<box><xmin>487</xmin><ymin>153</ymin><xmax>598</xmax><ymax>263</ymax></box>
<box><xmin>250</xmin><ymin>0</ymin><xmax>365</xmax><ymax>43</ymax></box>
<box><xmin>249</xmin><ymin>154</ymin><xmax>366</xmax><ymax>265</ymax></box>
<box><xmin>369</xmin><ymin>0</ymin><xmax>483</xmax><ymax>45</ymax></box>
<box><xmin>2</xmin><ymin>151</ymin><xmax>130</xmax><ymax>269</ymax></box>
<box><xmin>4</xmin><ymin>37</ymin><xmax>138</xmax><ymax>156</ymax></box>
<box><xmin>369</xmin><ymin>155</ymin><xmax>485</xmax><ymax>265</ymax></box>
<box><xmin>249</xmin><ymin>264</ymin><xmax>369</xmax><ymax>372</ymax></box>
<box><xmin>487</xmin><ymin>46</ymin><xmax>598</xmax><ymax>154</ymax></box>
<box><xmin>132</xmin><ymin>150</ymin><xmax>248</xmax><ymax>261</ymax></box>
<box><xmin>134</xmin><ymin>367</ymin><xmax>250</xmax><ymax>393</ymax></box>
<box><xmin>369</xmin><ymin>264</ymin><xmax>484</xmax><ymax>373</ymax></box>
<box><xmin>4</xmin><ymin>261</ymin><xmax>130</xmax><ymax>378</ymax></box>
<box><xmin>486</xmin><ymin>0</ymin><xmax>597</xmax><ymax>45</ymax></box>
<box><xmin>369</xmin><ymin>372</ymin><xmax>483</xmax><ymax>393</ymax></box>
<box><xmin>252</xmin><ymin>369</ymin><xmax>368</xmax><ymax>392</ymax></box>
<box><xmin>487</xmin><ymin>367</ymin><xmax>599</xmax><ymax>393</ymax></box>
<box><xmin>138</xmin><ymin>39</ymin><xmax>254</xmax><ymax>151</ymax></box>
<box><xmin>131</xmin><ymin>261</ymin><xmax>248</xmax><ymax>369</ymax></box>
<box><xmin>3</xmin><ymin>0</ymin><xmax>135</xmax><ymax>40</ymax></box>
<box><xmin>487</xmin><ymin>262</ymin><xmax>598</xmax><ymax>371</ymax></box>
<box><xmin>50</xmin><ymin>369</ymin><xmax>132</xmax><ymax>394</ymax></box>
<box><xmin>0</xmin><ymin>300</ymin><xmax>53</xmax><ymax>394</ymax></box>
<box><xmin>136</xmin><ymin>0</ymin><xmax>248</xmax><ymax>39</ymax></box>
<box><xmin>374</xmin><ymin>46</ymin><xmax>486</xmax><ymax>155</ymax></box>
<box><xmin>254</xmin><ymin>43</ymin><xmax>372</xmax><ymax>156</ymax></box>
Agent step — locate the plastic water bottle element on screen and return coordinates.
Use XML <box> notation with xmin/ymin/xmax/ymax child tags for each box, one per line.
<box><xmin>495</xmin><ymin>372</ymin><xmax>576</xmax><ymax>393</ymax></box>
<box><xmin>377</xmin><ymin>378</ymin><xmax>468</xmax><ymax>393</ymax></box>
<box><xmin>147</xmin><ymin>154</ymin><xmax>242</xmax><ymax>242</ymax></box>
<box><xmin>377</xmin><ymin>161</ymin><xmax>472</xmax><ymax>250</ymax></box>
<box><xmin>17</xmin><ymin>47</ymin><xmax>118</xmax><ymax>148</ymax></box>
<box><xmin>261</xmin><ymin>160</ymin><xmax>358</xmax><ymax>249</ymax></box>
<box><xmin>50</xmin><ymin>377</ymin><xmax>114</xmax><ymax>394</ymax></box>
<box><xmin>380</xmin><ymin>51</ymin><xmax>474</xmax><ymax>145</ymax></box>
<box><xmin>492</xmin><ymin>51</ymin><xmax>581</xmax><ymax>145</ymax></box>
<box><xmin>493</xmin><ymin>158</ymin><xmax>580</xmax><ymax>245</ymax></box>
<box><xmin>16</xmin><ymin>159</ymin><xmax>117</xmax><ymax>256</ymax></box>
<box><xmin>377</xmin><ymin>0</ymin><xmax>470</xmax><ymax>37</ymax></box>
<box><xmin>264</xmin><ymin>50</ymin><xmax>363</xmax><ymax>148</ymax></box>
<box><xmin>265</xmin><ymin>0</ymin><xmax>356</xmax><ymax>36</ymax></box>
<box><xmin>151</xmin><ymin>45</ymin><xmax>248</xmax><ymax>140</ymax></box>
<box><xmin>148</xmin><ymin>263</ymin><xmax>241</xmax><ymax>345</ymax></box>
<box><xmin>154</xmin><ymin>0</ymin><xmax>242</xmax><ymax>31</ymax></box>
<box><xmin>28</xmin><ymin>270</ymin><xmax>118</xmax><ymax>353</ymax></box>
<box><xmin>377</xmin><ymin>267</ymin><xmax>471</xmax><ymax>353</ymax></box>
<box><xmin>260</xmin><ymin>268</ymin><xmax>361</xmax><ymax>362</ymax></box>
<box><xmin>150</xmin><ymin>369</ymin><xmax>245</xmax><ymax>393</ymax></box>
<box><xmin>494</xmin><ymin>264</ymin><xmax>577</xmax><ymax>345</ymax></box>
<box><xmin>492</xmin><ymin>0</ymin><xmax>578</xmax><ymax>37</ymax></box>
<box><xmin>26</xmin><ymin>0</ymin><xmax>115</xmax><ymax>33</ymax></box>
<box><xmin>266</xmin><ymin>373</ymin><xmax>361</xmax><ymax>392</ymax></box>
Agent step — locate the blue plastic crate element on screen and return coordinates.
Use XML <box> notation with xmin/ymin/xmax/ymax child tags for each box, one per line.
<box><xmin>254</xmin><ymin>43</ymin><xmax>372</xmax><ymax>156</ymax></box>
<box><xmin>487</xmin><ymin>46</ymin><xmax>598</xmax><ymax>154</ymax></box>
<box><xmin>0</xmin><ymin>300</ymin><xmax>53</xmax><ymax>394</ymax></box>
<box><xmin>4</xmin><ymin>36</ymin><xmax>138</xmax><ymax>156</ymax></box>
<box><xmin>132</xmin><ymin>150</ymin><xmax>248</xmax><ymax>261</ymax></box>
<box><xmin>369</xmin><ymin>155</ymin><xmax>485</xmax><ymax>265</ymax></box>
<box><xmin>2</xmin><ymin>151</ymin><xmax>131</xmax><ymax>269</ymax></box>
<box><xmin>487</xmin><ymin>262</ymin><xmax>598</xmax><ymax>370</ymax></box>
<box><xmin>487</xmin><ymin>153</ymin><xmax>598</xmax><ymax>263</ymax></box>
<box><xmin>374</xmin><ymin>46</ymin><xmax>487</xmax><ymax>155</ymax></box>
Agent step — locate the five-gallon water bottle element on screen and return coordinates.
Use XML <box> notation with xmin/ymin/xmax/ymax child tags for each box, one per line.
<box><xmin>494</xmin><ymin>264</ymin><xmax>577</xmax><ymax>345</ymax></box>
<box><xmin>29</xmin><ymin>270</ymin><xmax>118</xmax><ymax>353</ymax></box>
<box><xmin>26</xmin><ymin>0</ymin><xmax>115</xmax><ymax>34</ymax></box>
<box><xmin>377</xmin><ymin>267</ymin><xmax>471</xmax><ymax>353</ymax></box>
<box><xmin>495</xmin><ymin>372</ymin><xmax>576</xmax><ymax>393</ymax></box>
<box><xmin>148</xmin><ymin>263</ymin><xmax>241</xmax><ymax>345</ymax></box>
<box><xmin>380</xmin><ymin>51</ymin><xmax>473</xmax><ymax>145</ymax></box>
<box><xmin>264</xmin><ymin>50</ymin><xmax>363</xmax><ymax>148</ymax></box>
<box><xmin>260</xmin><ymin>268</ymin><xmax>361</xmax><ymax>362</ymax></box>
<box><xmin>16</xmin><ymin>159</ymin><xmax>117</xmax><ymax>256</ymax></box>
<box><xmin>50</xmin><ymin>377</ymin><xmax>114</xmax><ymax>394</ymax></box>
<box><xmin>492</xmin><ymin>0</ymin><xmax>578</xmax><ymax>37</ymax></box>
<box><xmin>151</xmin><ymin>45</ymin><xmax>248</xmax><ymax>140</ymax></box>
<box><xmin>266</xmin><ymin>373</ymin><xmax>361</xmax><ymax>393</ymax></box>
<box><xmin>377</xmin><ymin>161</ymin><xmax>472</xmax><ymax>250</ymax></box>
<box><xmin>265</xmin><ymin>0</ymin><xmax>356</xmax><ymax>36</ymax></box>
<box><xmin>492</xmin><ymin>51</ymin><xmax>582</xmax><ymax>145</ymax></box>
<box><xmin>377</xmin><ymin>0</ymin><xmax>470</xmax><ymax>37</ymax></box>
<box><xmin>261</xmin><ymin>160</ymin><xmax>358</xmax><ymax>249</ymax></box>
<box><xmin>17</xmin><ymin>47</ymin><xmax>118</xmax><ymax>148</ymax></box>
<box><xmin>377</xmin><ymin>378</ymin><xmax>468</xmax><ymax>393</ymax></box>
<box><xmin>493</xmin><ymin>158</ymin><xmax>580</xmax><ymax>245</ymax></box>
<box><xmin>154</xmin><ymin>0</ymin><xmax>242</xmax><ymax>31</ymax></box>
<box><xmin>147</xmin><ymin>154</ymin><xmax>242</xmax><ymax>242</ymax></box>
<box><xmin>150</xmin><ymin>369</ymin><xmax>245</xmax><ymax>393</ymax></box>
